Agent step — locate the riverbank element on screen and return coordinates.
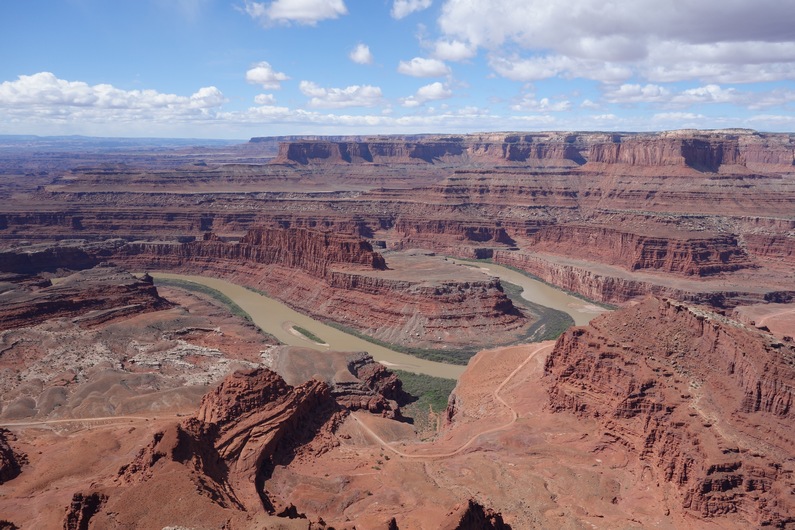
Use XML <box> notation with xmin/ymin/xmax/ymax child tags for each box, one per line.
<box><xmin>150</xmin><ymin>273</ymin><xmax>467</xmax><ymax>379</ymax></box>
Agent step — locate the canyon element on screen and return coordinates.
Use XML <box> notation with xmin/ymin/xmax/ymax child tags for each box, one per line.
<box><xmin>0</xmin><ymin>130</ymin><xmax>794</xmax><ymax>528</ymax></box>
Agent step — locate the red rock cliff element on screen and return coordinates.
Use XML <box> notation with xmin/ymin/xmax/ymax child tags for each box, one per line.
<box><xmin>527</xmin><ymin>224</ymin><xmax>753</xmax><ymax>276</ymax></box>
<box><xmin>544</xmin><ymin>297</ymin><xmax>795</xmax><ymax>526</ymax></box>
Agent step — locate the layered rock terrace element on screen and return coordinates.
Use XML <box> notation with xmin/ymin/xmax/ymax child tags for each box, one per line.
<box><xmin>545</xmin><ymin>297</ymin><xmax>795</xmax><ymax>527</ymax></box>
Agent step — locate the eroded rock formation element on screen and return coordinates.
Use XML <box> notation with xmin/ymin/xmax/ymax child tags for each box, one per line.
<box><xmin>545</xmin><ymin>297</ymin><xmax>795</xmax><ymax>527</ymax></box>
<box><xmin>2</xmin><ymin>130</ymin><xmax>794</xmax><ymax>310</ymax></box>
<box><xmin>104</xmin><ymin>363</ymin><xmax>404</xmax><ymax>526</ymax></box>
<box><xmin>63</xmin><ymin>492</ymin><xmax>107</xmax><ymax>530</ymax></box>
<box><xmin>0</xmin><ymin>261</ymin><xmax>172</xmax><ymax>330</ymax></box>
<box><xmin>0</xmin><ymin>429</ymin><xmax>24</xmax><ymax>484</ymax></box>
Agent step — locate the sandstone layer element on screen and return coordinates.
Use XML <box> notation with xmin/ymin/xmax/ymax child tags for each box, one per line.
<box><xmin>545</xmin><ymin>297</ymin><xmax>795</xmax><ymax>527</ymax></box>
<box><xmin>4</xmin><ymin>130</ymin><xmax>792</xmax><ymax>309</ymax></box>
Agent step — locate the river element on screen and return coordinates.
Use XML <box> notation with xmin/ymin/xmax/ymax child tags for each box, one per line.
<box><xmin>444</xmin><ymin>259</ymin><xmax>607</xmax><ymax>327</ymax></box>
<box><xmin>151</xmin><ymin>264</ymin><xmax>606</xmax><ymax>380</ymax></box>
<box><xmin>151</xmin><ymin>273</ymin><xmax>467</xmax><ymax>379</ymax></box>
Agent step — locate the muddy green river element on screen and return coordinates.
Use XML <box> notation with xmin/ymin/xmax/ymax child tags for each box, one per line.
<box><xmin>152</xmin><ymin>265</ymin><xmax>605</xmax><ymax>380</ymax></box>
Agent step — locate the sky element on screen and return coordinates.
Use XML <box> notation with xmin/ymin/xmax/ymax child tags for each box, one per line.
<box><xmin>1</xmin><ymin>0</ymin><xmax>794</xmax><ymax>139</ymax></box>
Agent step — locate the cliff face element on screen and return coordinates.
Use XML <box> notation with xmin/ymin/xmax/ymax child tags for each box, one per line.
<box><xmin>0</xmin><ymin>429</ymin><xmax>24</xmax><ymax>484</ymax></box>
<box><xmin>272</xmin><ymin>131</ymin><xmax>794</xmax><ymax>173</ymax></box>
<box><xmin>527</xmin><ymin>225</ymin><xmax>753</xmax><ymax>276</ymax></box>
<box><xmin>118</xmin><ymin>228</ymin><xmax>386</xmax><ymax>277</ymax></box>
<box><xmin>587</xmin><ymin>136</ymin><xmax>743</xmax><ymax>171</ymax></box>
<box><xmin>0</xmin><ymin>263</ymin><xmax>172</xmax><ymax>330</ymax></box>
<box><xmin>544</xmin><ymin>297</ymin><xmax>795</xmax><ymax>527</ymax></box>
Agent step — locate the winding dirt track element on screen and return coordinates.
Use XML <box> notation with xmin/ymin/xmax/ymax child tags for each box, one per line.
<box><xmin>352</xmin><ymin>342</ymin><xmax>554</xmax><ymax>459</ymax></box>
<box><xmin>756</xmin><ymin>306</ymin><xmax>795</xmax><ymax>328</ymax></box>
<box><xmin>0</xmin><ymin>414</ymin><xmax>179</xmax><ymax>429</ymax></box>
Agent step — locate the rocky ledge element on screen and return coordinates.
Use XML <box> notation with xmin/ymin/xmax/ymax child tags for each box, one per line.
<box><xmin>80</xmin><ymin>361</ymin><xmax>404</xmax><ymax>528</ymax></box>
<box><xmin>0</xmin><ymin>261</ymin><xmax>172</xmax><ymax>330</ymax></box>
<box><xmin>544</xmin><ymin>297</ymin><xmax>795</xmax><ymax>527</ymax></box>
<box><xmin>270</xmin><ymin>130</ymin><xmax>795</xmax><ymax>173</ymax></box>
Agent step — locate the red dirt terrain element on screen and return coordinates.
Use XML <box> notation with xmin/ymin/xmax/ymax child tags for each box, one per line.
<box><xmin>1</xmin><ymin>299</ymin><xmax>794</xmax><ymax>528</ymax></box>
<box><xmin>1</xmin><ymin>130</ymin><xmax>794</xmax><ymax>528</ymax></box>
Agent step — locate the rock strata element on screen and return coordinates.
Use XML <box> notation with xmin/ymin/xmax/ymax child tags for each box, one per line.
<box><xmin>0</xmin><ymin>262</ymin><xmax>172</xmax><ymax>330</ymax></box>
<box><xmin>545</xmin><ymin>297</ymin><xmax>795</xmax><ymax>527</ymax></box>
<box><xmin>117</xmin><ymin>368</ymin><xmax>338</xmax><ymax>514</ymax></box>
<box><xmin>111</xmin><ymin>362</ymin><xmax>403</xmax><ymax>524</ymax></box>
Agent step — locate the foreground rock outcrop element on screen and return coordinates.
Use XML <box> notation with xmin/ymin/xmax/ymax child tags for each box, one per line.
<box><xmin>545</xmin><ymin>297</ymin><xmax>795</xmax><ymax>527</ymax></box>
<box><xmin>0</xmin><ymin>429</ymin><xmax>24</xmax><ymax>484</ymax></box>
<box><xmin>439</xmin><ymin>499</ymin><xmax>511</xmax><ymax>530</ymax></box>
<box><xmin>91</xmin><ymin>361</ymin><xmax>405</xmax><ymax>527</ymax></box>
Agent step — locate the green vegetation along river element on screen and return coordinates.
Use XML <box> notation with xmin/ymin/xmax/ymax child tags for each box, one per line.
<box><xmin>152</xmin><ymin>263</ymin><xmax>608</xmax><ymax>380</ymax></box>
<box><xmin>446</xmin><ymin>259</ymin><xmax>608</xmax><ymax>326</ymax></box>
<box><xmin>151</xmin><ymin>273</ymin><xmax>467</xmax><ymax>379</ymax></box>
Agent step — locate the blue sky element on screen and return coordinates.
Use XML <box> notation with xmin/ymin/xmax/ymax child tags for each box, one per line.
<box><xmin>1</xmin><ymin>0</ymin><xmax>794</xmax><ymax>139</ymax></box>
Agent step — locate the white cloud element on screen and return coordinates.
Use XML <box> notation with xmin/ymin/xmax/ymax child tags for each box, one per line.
<box><xmin>254</xmin><ymin>93</ymin><xmax>277</xmax><ymax>105</ymax></box>
<box><xmin>511</xmin><ymin>95</ymin><xmax>571</xmax><ymax>112</ymax></box>
<box><xmin>391</xmin><ymin>0</ymin><xmax>432</xmax><ymax>19</ymax></box>
<box><xmin>437</xmin><ymin>0</ymin><xmax>795</xmax><ymax>84</ymax></box>
<box><xmin>397</xmin><ymin>57</ymin><xmax>451</xmax><ymax>77</ymax></box>
<box><xmin>652</xmin><ymin>112</ymin><xmax>706</xmax><ymax>122</ymax></box>
<box><xmin>604</xmin><ymin>84</ymin><xmax>671</xmax><ymax>104</ymax></box>
<box><xmin>0</xmin><ymin>72</ymin><xmax>225</xmax><ymax>110</ymax></box>
<box><xmin>298</xmin><ymin>81</ymin><xmax>383</xmax><ymax>108</ymax></box>
<box><xmin>0</xmin><ymin>72</ymin><xmax>230</xmax><ymax>136</ymax></box>
<box><xmin>242</xmin><ymin>0</ymin><xmax>347</xmax><ymax>25</ymax></box>
<box><xmin>432</xmin><ymin>40</ymin><xmax>476</xmax><ymax>61</ymax></box>
<box><xmin>245</xmin><ymin>62</ymin><xmax>290</xmax><ymax>89</ymax></box>
<box><xmin>349</xmin><ymin>44</ymin><xmax>374</xmax><ymax>65</ymax></box>
<box><xmin>489</xmin><ymin>55</ymin><xmax>631</xmax><ymax>83</ymax></box>
<box><xmin>401</xmin><ymin>82</ymin><xmax>453</xmax><ymax>107</ymax></box>
<box><xmin>669</xmin><ymin>84</ymin><xmax>739</xmax><ymax>105</ymax></box>
<box><xmin>749</xmin><ymin>114</ymin><xmax>795</xmax><ymax>126</ymax></box>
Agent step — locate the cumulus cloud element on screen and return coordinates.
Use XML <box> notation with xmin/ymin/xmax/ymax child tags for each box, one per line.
<box><xmin>432</xmin><ymin>40</ymin><xmax>476</xmax><ymax>61</ymax></box>
<box><xmin>349</xmin><ymin>44</ymin><xmax>374</xmax><ymax>65</ymax></box>
<box><xmin>511</xmin><ymin>94</ymin><xmax>571</xmax><ymax>112</ymax></box>
<box><xmin>0</xmin><ymin>72</ymin><xmax>225</xmax><ymax>110</ymax></box>
<box><xmin>391</xmin><ymin>0</ymin><xmax>432</xmax><ymax>19</ymax></box>
<box><xmin>489</xmin><ymin>55</ymin><xmax>631</xmax><ymax>83</ymax></box>
<box><xmin>437</xmin><ymin>0</ymin><xmax>795</xmax><ymax>83</ymax></box>
<box><xmin>401</xmin><ymin>82</ymin><xmax>453</xmax><ymax>107</ymax></box>
<box><xmin>0</xmin><ymin>72</ymin><xmax>230</xmax><ymax>136</ymax></box>
<box><xmin>298</xmin><ymin>81</ymin><xmax>383</xmax><ymax>108</ymax></box>
<box><xmin>254</xmin><ymin>93</ymin><xmax>277</xmax><ymax>105</ymax></box>
<box><xmin>604</xmin><ymin>83</ymin><xmax>671</xmax><ymax>104</ymax></box>
<box><xmin>652</xmin><ymin>112</ymin><xmax>706</xmax><ymax>122</ymax></box>
<box><xmin>242</xmin><ymin>0</ymin><xmax>347</xmax><ymax>25</ymax></box>
<box><xmin>669</xmin><ymin>84</ymin><xmax>740</xmax><ymax>105</ymax></box>
<box><xmin>245</xmin><ymin>62</ymin><xmax>290</xmax><ymax>89</ymax></box>
<box><xmin>397</xmin><ymin>57</ymin><xmax>451</xmax><ymax>77</ymax></box>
